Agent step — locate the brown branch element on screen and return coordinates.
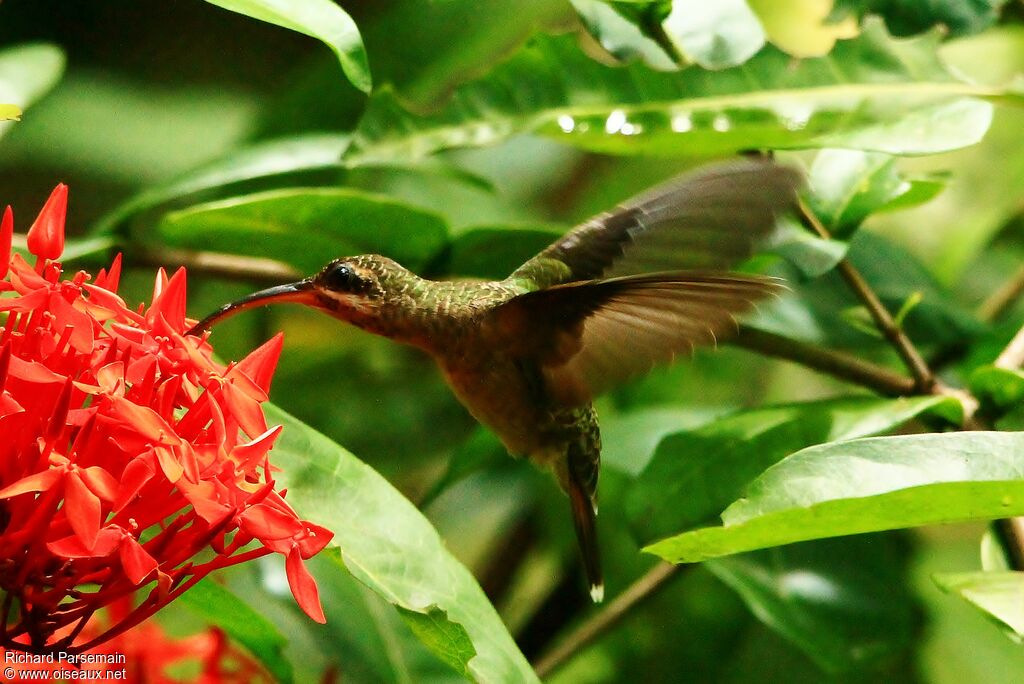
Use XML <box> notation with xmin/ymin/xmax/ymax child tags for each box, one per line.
<box><xmin>732</xmin><ymin>327</ymin><xmax>916</xmax><ymax>396</ymax></box>
<box><xmin>798</xmin><ymin>200</ymin><xmax>936</xmax><ymax>393</ymax></box>
<box><xmin>979</xmin><ymin>264</ymin><xmax>1024</xmax><ymax>323</ymax></box>
<box><xmin>133</xmin><ymin>246</ymin><xmax>301</xmax><ymax>285</ymax></box>
<box><xmin>533</xmin><ymin>563</ymin><xmax>681</xmax><ymax>679</ymax></box>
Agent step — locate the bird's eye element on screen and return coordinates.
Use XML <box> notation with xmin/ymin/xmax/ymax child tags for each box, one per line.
<box><xmin>322</xmin><ymin>263</ymin><xmax>367</xmax><ymax>292</ymax></box>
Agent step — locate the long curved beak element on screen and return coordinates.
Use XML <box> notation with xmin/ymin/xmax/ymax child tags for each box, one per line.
<box><xmin>186</xmin><ymin>279</ymin><xmax>318</xmax><ymax>336</ymax></box>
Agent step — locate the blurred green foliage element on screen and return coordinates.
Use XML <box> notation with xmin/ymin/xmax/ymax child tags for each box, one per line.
<box><xmin>3</xmin><ymin>0</ymin><xmax>1024</xmax><ymax>682</ymax></box>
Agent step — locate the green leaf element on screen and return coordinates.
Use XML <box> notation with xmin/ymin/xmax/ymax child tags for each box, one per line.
<box><xmin>203</xmin><ymin>0</ymin><xmax>371</xmax><ymax>93</ymax></box>
<box><xmin>94</xmin><ymin>134</ymin><xmax>351</xmax><ymax>236</ymax></box>
<box><xmin>397</xmin><ymin>606</ymin><xmax>477</xmax><ymax>680</ymax></box>
<box><xmin>833</xmin><ymin>0</ymin><xmax>1010</xmax><ymax>38</ymax></box>
<box><xmin>348</xmin><ymin>20</ymin><xmax>1012</xmax><ymax>164</ymax></box>
<box><xmin>766</xmin><ymin>215</ymin><xmax>848</xmax><ymax>278</ymax></box>
<box><xmin>267</xmin><ymin>404</ymin><xmax>538</xmax><ymax>683</ymax></box>
<box><xmin>934</xmin><ymin>571</ymin><xmax>1024</xmax><ymax>638</ymax></box>
<box><xmin>443</xmin><ymin>224</ymin><xmax>564</xmax><ymax>279</ymax></box>
<box><xmin>971</xmin><ymin>366</ymin><xmax>1024</xmax><ymax>408</ymax></box>
<box><xmin>662</xmin><ymin>0</ymin><xmax>765</xmax><ymax>69</ymax></box>
<box><xmin>628</xmin><ymin>395</ymin><xmax>961</xmax><ymax>544</ymax></box>
<box><xmin>179</xmin><ymin>578</ymin><xmax>293</xmax><ymax>683</ymax></box>
<box><xmin>846</xmin><ymin>232</ymin><xmax>984</xmax><ymax>344</ymax></box>
<box><xmin>645</xmin><ymin>432</ymin><xmax>1024</xmax><ymax>563</ymax></box>
<box><xmin>293</xmin><ymin>550</ymin><xmax>464</xmax><ymax>683</ymax></box>
<box><xmin>153</xmin><ymin>188</ymin><xmax>449</xmax><ymax>274</ymax></box>
<box><xmin>570</xmin><ymin>0</ymin><xmax>677</xmax><ymax>70</ymax></box>
<box><xmin>807</xmin><ymin>149</ymin><xmax>907</xmax><ymax>236</ymax></box>
<box><xmin>709</xmin><ymin>535</ymin><xmax>918</xmax><ymax>672</ymax></box>
<box><xmin>0</xmin><ymin>43</ymin><xmax>65</xmax><ymax>137</ymax></box>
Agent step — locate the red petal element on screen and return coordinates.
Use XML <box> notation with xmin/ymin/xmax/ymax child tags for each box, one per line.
<box><xmin>239</xmin><ymin>503</ymin><xmax>303</xmax><ymax>541</ymax></box>
<box><xmin>0</xmin><ymin>205</ymin><xmax>11</xmax><ymax>279</ymax></box>
<box><xmin>114</xmin><ymin>454</ymin><xmax>156</xmax><ymax>512</ymax></box>
<box><xmin>81</xmin><ymin>283</ymin><xmax>140</xmax><ymax>323</ymax></box>
<box><xmin>234</xmin><ymin>333</ymin><xmax>284</xmax><ymax>394</ymax></box>
<box><xmin>220</xmin><ymin>381</ymin><xmax>267</xmax><ymax>439</ymax></box>
<box><xmin>147</xmin><ymin>267</ymin><xmax>187</xmax><ymax>330</ymax></box>
<box><xmin>0</xmin><ymin>286</ymin><xmax>48</xmax><ymax>312</ymax></box>
<box><xmin>49</xmin><ymin>294</ymin><xmax>95</xmax><ymax>353</ymax></box>
<box><xmin>95</xmin><ymin>253</ymin><xmax>122</xmax><ymax>292</ymax></box>
<box><xmin>80</xmin><ymin>466</ymin><xmax>118</xmax><ymax>502</ymax></box>
<box><xmin>47</xmin><ymin>527</ymin><xmax>120</xmax><ymax>558</ymax></box>
<box><xmin>296</xmin><ymin>522</ymin><xmax>334</xmax><ymax>558</ymax></box>
<box><xmin>109</xmin><ymin>396</ymin><xmax>181</xmax><ymax>446</ymax></box>
<box><xmin>286</xmin><ymin>546</ymin><xmax>325</xmax><ymax>623</ymax></box>
<box><xmin>7</xmin><ymin>355</ymin><xmax>65</xmax><ymax>384</ymax></box>
<box><xmin>232</xmin><ymin>425</ymin><xmax>282</xmax><ymax>472</ymax></box>
<box><xmin>0</xmin><ymin>393</ymin><xmax>23</xmax><ymax>417</ymax></box>
<box><xmin>119</xmin><ymin>535</ymin><xmax>158</xmax><ymax>585</ymax></box>
<box><xmin>179</xmin><ymin>479</ymin><xmax>232</xmax><ymax>525</ymax></box>
<box><xmin>96</xmin><ymin>361</ymin><xmax>125</xmax><ymax>395</ymax></box>
<box><xmin>0</xmin><ymin>468</ymin><xmax>63</xmax><ymax>498</ymax></box>
<box><xmin>154</xmin><ymin>445</ymin><xmax>184</xmax><ymax>483</ymax></box>
<box><xmin>65</xmin><ymin>470</ymin><xmax>101</xmax><ymax>549</ymax></box>
<box><xmin>26</xmin><ymin>184</ymin><xmax>67</xmax><ymax>261</ymax></box>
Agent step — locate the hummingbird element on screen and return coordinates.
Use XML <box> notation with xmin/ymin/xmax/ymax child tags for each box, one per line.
<box><xmin>188</xmin><ymin>158</ymin><xmax>801</xmax><ymax>602</ymax></box>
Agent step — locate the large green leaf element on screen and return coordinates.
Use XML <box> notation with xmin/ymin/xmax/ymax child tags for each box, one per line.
<box><xmin>153</xmin><ymin>188</ymin><xmax>449</xmax><ymax>274</ymax></box>
<box><xmin>203</xmin><ymin>0</ymin><xmax>371</xmax><ymax>93</ymax></box>
<box><xmin>709</xmin><ymin>535</ymin><xmax>918</xmax><ymax>672</ymax></box>
<box><xmin>661</xmin><ymin>0</ymin><xmax>765</xmax><ymax>69</ymax></box>
<box><xmin>0</xmin><ymin>43</ymin><xmax>65</xmax><ymax>137</ymax></box>
<box><xmin>646</xmin><ymin>432</ymin><xmax>1024</xmax><ymax>563</ymax></box>
<box><xmin>627</xmin><ymin>395</ymin><xmax>961</xmax><ymax>544</ymax></box>
<box><xmin>347</xmin><ymin>20</ymin><xmax>1010</xmax><ymax>164</ymax></box>
<box><xmin>313</xmin><ymin>551</ymin><xmax>467</xmax><ymax>683</ymax></box>
<box><xmin>807</xmin><ymin>149</ymin><xmax>915</xmax><ymax>237</ymax></box>
<box><xmin>94</xmin><ymin>134</ymin><xmax>351</xmax><ymax>236</ymax></box>
<box><xmin>267</xmin><ymin>404</ymin><xmax>538</xmax><ymax>683</ymax></box>
<box><xmin>179</xmin><ymin>578</ymin><xmax>293</xmax><ymax>682</ymax></box>
<box><xmin>934</xmin><ymin>571</ymin><xmax>1024</xmax><ymax>639</ymax></box>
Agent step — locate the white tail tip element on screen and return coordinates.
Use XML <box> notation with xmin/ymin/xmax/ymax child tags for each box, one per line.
<box><xmin>590</xmin><ymin>583</ymin><xmax>605</xmax><ymax>603</ymax></box>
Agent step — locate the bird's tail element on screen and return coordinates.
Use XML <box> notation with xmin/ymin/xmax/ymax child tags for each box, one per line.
<box><xmin>565</xmin><ymin>452</ymin><xmax>603</xmax><ymax>603</ymax></box>
<box><xmin>567</xmin><ymin>475</ymin><xmax>603</xmax><ymax>602</ymax></box>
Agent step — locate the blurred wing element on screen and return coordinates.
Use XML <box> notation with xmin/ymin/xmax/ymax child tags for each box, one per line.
<box><xmin>510</xmin><ymin>158</ymin><xmax>802</xmax><ymax>290</ymax></box>
<box><xmin>490</xmin><ymin>273</ymin><xmax>781</xmax><ymax>407</ymax></box>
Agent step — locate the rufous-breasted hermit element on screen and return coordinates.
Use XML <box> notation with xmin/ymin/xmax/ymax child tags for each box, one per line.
<box><xmin>188</xmin><ymin>158</ymin><xmax>802</xmax><ymax>602</ymax></box>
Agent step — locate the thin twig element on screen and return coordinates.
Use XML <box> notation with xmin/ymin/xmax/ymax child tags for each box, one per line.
<box><xmin>533</xmin><ymin>563</ymin><xmax>681</xmax><ymax>679</ymax></box>
<box><xmin>732</xmin><ymin>327</ymin><xmax>916</xmax><ymax>396</ymax></box>
<box><xmin>979</xmin><ymin>264</ymin><xmax>1024</xmax><ymax>323</ymax></box>
<box><xmin>798</xmin><ymin>200</ymin><xmax>936</xmax><ymax>393</ymax></box>
<box><xmin>133</xmin><ymin>247</ymin><xmax>301</xmax><ymax>285</ymax></box>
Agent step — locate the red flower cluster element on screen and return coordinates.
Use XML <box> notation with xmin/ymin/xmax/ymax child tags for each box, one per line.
<box><xmin>0</xmin><ymin>186</ymin><xmax>332</xmax><ymax>654</ymax></box>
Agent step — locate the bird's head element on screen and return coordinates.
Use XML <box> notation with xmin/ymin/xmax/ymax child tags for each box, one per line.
<box><xmin>187</xmin><ymin>255</ymin><xmax>413</xmax><ymax>335</ymax></box>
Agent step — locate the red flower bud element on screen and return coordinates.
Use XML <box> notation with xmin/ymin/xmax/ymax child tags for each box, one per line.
<box><xmin>26</xmin><ymin>183</ymin><xmax>67</xmax><ymax>262</ymax></box>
